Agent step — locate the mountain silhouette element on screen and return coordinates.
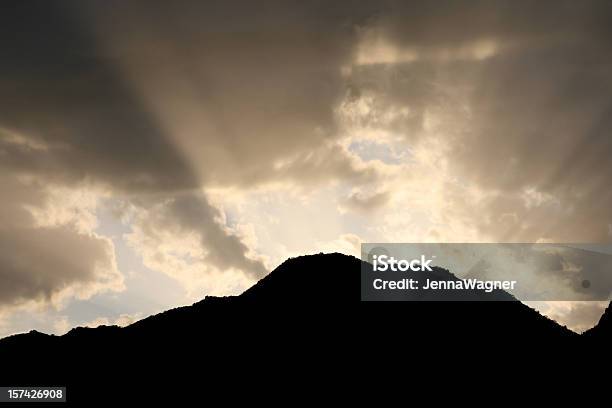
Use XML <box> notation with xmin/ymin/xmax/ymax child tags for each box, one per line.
<box><xmin>0</xmin><ymin>253</ymin><xmax>607</xmax><ymax>403</ymax></box>
<box><xmin>584</xmin><ymin>302</ymin><xmax>612</xmax><ymax>339</ymax></box>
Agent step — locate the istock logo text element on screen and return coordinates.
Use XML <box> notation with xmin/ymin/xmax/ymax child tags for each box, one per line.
<box><xmin>372</xmin><ymin>255</ymin><xmax>434</xmax><ymax>272</ymax></box>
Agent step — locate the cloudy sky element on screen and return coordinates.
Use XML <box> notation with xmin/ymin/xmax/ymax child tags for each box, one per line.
<box><xmin>1</xmin><ymin>0</ymin><xmax>612</xmax><ymax>336</ymax></box>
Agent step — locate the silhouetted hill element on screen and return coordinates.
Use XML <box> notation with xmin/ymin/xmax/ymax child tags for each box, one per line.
<box><xmin>584</xmin><ymin>302</ymin><xmax>612</xmax><ymax>339</ymax></box>
<box><xmin>0</xmin><ymin>253</ymin><xmax>604</xmax><ymax>403</ymax></box>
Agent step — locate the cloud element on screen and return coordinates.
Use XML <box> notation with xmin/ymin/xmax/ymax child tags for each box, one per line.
<box><xmin>0</xmin><ymin>175</ymin><xmax>123</xmax><ymax>312</ymax></box>
<box><xmin>340</xmin><ymin>190</ymin><xmax>391</xmax><ymax>213</ymax></box>
<box><xmin>0</xmin><ymin>1</ymin><xmax>378</xmax><ymax>191</ymax></box>
<box><xmin>529</xmin><ymin>301</ymin><xmax>609</xmax><ymax>333</ymax></box>
<box><xmin>53</xmin><ymin>316</ymin><xmax>71</xmax><ymax>336</ymax></box>
<box><xmin>342</xmin><ymin>1</ymin><xmax>612</xmax><ymax>244</ymax></box>
<box><xmin>165</xmin><ymin>194</ymin><xmax>268</xmax><ymax>279</ymax></box>
<box><xmin>366</xmin><ymin>1</ymin><xmax>611</xmax><ymax>54</ymax></box>
<box><xmin>123</xmin><ymin>193</ymin><xmax>267</xmax><ymax>297</ymax></box>
<box><xmin>0</xmin><ymin>225</ymin><xmax>122</xmax><ymax>308</ymax></box>
<box><xmin>448</xmin><ymin>244</ymin><xmax>612</xmax><ymax>301</ymax></box>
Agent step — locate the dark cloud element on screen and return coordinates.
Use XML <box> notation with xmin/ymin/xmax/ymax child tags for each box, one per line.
<box><xmin>0</xmin><ymin>2</ymin><xmax>196</xmax><ymax>192</ymax></box>
<box><xmin>166</xmin><ymin>194</ymin><xmax>267</xmax><ymax>279</ymax></box>
<box><xmin>0</xmin><ymin>174</ymin><xmax>122</xmax><ymax>308</ymax></box>
<box><xmin>0</xmin><ymin>224</ymin><xmax>121</xmax><ymax>308</ymax></box>
<box><xmin>348</xmin><ymin>0</ymin><xmax>612</xmax><ymax>242</ymax></box>
<box><xmin>0</xmin><ymin>1</ymin><xmax>382</xmax><ymax>190</ymax></box>
<box><xmin>443</xmin><ymin>43</ymin><xmax>612</xmax><ymax>242</ymax></box>
<box><xmin>378</xmin><ymin>0</ymin><xmax>612</xmax><ymax>50</ymax></box>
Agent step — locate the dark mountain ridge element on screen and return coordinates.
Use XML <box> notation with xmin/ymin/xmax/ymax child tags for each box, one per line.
<box><xmin>0</xmin><ymin>253</ymin><xmax>608</xmax><ymax>403</ymax></box>
<box><xmin>584</xmin><ymin>301</ymin><xmax>612</xmax><ymax>338</ymax></box>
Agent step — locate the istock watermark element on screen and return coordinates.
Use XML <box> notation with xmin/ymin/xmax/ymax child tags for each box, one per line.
<box><xmin>361</xmin><ymin>243</ymin><xmax>612</xmax><ymax>302</ymax></box>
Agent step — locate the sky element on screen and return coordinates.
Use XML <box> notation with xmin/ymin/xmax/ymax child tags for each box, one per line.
<box><xmin>1</xmin><ymin>0</ymin><xmax>612</xmax><ymax>336</ymax></box>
